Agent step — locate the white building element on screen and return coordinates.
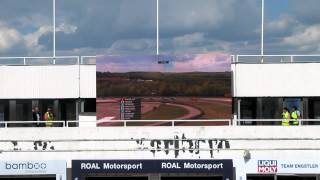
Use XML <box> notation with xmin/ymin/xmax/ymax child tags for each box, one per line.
<box><xmin>0</xmin><ymin>56</ymin><xmax>96</xmax><ymax>126</ymax></box>
<box><xmin>0</xmin><ymin>1</ymin><xmax>320</xmax><ymax>180</ymax></box>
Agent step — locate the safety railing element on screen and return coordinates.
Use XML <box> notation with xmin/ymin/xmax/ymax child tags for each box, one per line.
<box><xmin>81</xmin><ymin>56</ymin><xmax>96</xmax><ymax>65</ymax></box>
<box><xmin>235</xmin><ymin>55</ymin><xmax>320</xmax><ymax>64</ymax></box>
<box><xmin>2</xmin><ymin>119</ymin><xmax>320</xmax><ymax>128</ymax></box>
<box><xmin>236</xmin><ymin>119</ymin><xmax>320</xmax><ymax>126</ymax></box>
<box><xmin>0</xmin><ymin>56</ymin><xmax>79</xmax><ymax>65</ymax></box>
<box><xmin>93</xmin><ymin>119</ymin><xmax>232</xmax><ymax>127</ymax></box>
<box><xmin>0</xmin><ymin>120</ymin><xmax>65</xmax><ymax>128</ymax></box>
<box><xmin>0</xmin><ymin>56</ymin><xmax>97</xmax><ymax>66</ymax></box>
<box><xmin>0</xmin><ymin>119</ymin><xmax>231</xmax><ymax>128</ymax></box>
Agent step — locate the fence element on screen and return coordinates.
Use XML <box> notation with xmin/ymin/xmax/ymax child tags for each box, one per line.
<box><xmin>1</xmin><ymin>119</ymin><xmax>320</xmax><ymax>128</ymax></box>
<box><xmin>0</xmin><ymin>56</ymin><xmax>96</xmax><ymax>66</ymax></box>
<box><xmin>236</xmin><ymin>119</ymin><xmax>320</xmax><ymax>126</ymax></box>
<box><xmin>0</xmin><ymin>120</ymin><xmax>65</xmax><ymax>128</ymax></box>
<box><xmin>235</xmin><ymin>55</ymin><xmax>320</xmax><ymax>64</ymax></box>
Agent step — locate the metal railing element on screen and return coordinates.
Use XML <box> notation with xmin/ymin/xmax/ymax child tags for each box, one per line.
<box><xmin>94</xmin><ymin>119</ymin><xmax>232</xmax><ymax>127</ymax></box>
<box><xmin>236</xmin><ymin>119</ymin><xmax>320</xmax><ymax>126</ymax></box>
<box><xmin>235</xmin><ymin>55</ymin><xmax>320</xmax><ymax>64</ymax></box>
<box><xmin>0</xmin><ymin>56</ymin><xmax>79</xmax><ymax>65</ymax></box>
<box><xmin>0</xmin><ymin>56</ymin><xmax>97</xmax><ymax>66</ymax></box>
<box><xmin>0</xmin><ymin>120</ymin><xmax>65</xmax><ymax>128</ymax></box>
<box><xmin>81</xmin><ymin>56</ymin><xmax>96</xmax><ymax>65</ymax></box>
<box><xmin>1</xmin><ymin>119</ymin><xmax>320</xmax><ymax>128</ymax></box>
<box><xmin>0</xmin><ymin>119</ymin><xmax>231</xmax><ymax>128</ymax></box>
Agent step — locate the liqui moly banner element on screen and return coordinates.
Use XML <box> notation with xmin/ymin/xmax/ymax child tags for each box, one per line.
<box><xmin>245</xmin><ymin>159</ymin><xmax>320</xmax><ymax>174</ymax></box>
<box><xmin>258</xmin><ymin>160</ymin><xmax>277</xmax><ymax>173</ymax></box>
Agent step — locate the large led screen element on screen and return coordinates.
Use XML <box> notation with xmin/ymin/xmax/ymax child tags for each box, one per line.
<box><xmin>96</xmin><ymin>53</ymin><xmax>231</xmax><ymax>126</ymax></box>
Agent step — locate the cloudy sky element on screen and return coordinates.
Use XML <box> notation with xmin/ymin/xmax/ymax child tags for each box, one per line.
<box><xmin>97</xmin><ymin>53</ymin><xmax>230</xmax><ymax>72</ymax></box>
<box><xmin>1</xmin><ymin>0</ymin><xmax>320</xmax><ymax>57</ymax></box>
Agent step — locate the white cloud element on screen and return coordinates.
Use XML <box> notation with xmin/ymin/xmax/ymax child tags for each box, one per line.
<box><xmin>56</xmin><ymin>23</ymin><xmax>77</xmax><ymax>34</ymax></box>
<box><xmin>173</xmin><ymin>32</ymin><xmax>206</xmax><ymax>47</ymax></box>
<box><xmin>0</xmin><ymin>21</ymin><xmax>22</xmax><ymax>51</ymax></box>
<box><xmin>266</xmin><ymin>16</ymin><xmax>298</xmax><ymax>34</ymax></box>
<box><xmin>159</xmin><ymin>0</ymin><xmax>237</xmax><ymax>32</ymax></box>
<box><xmin>0</xmin><ymin>20</ymin><xmax>78</xmax><ymax>55</ymax></box>
<box><xmin>107</xmin><ymin>39</ymin><xmax>156</xmax><ymax>54</ymax></box>
<box><xmin>283</xmin><ymin>24</ymin><xmax>320</xmax><ymax>46</ymax></box>
<box><xmin>0</xmin><ymin>20</ymin><xmax>50</xmax><ymax>54</ymax></box>
<box><xmin>24</xmin><ymin>25</ymin><xmax>52</xmax><ymax>52</ymax></box>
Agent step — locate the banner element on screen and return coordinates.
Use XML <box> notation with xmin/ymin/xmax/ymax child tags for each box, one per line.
<box><xmin>0</xmin><ymin>160</ymin><xmax>66</xmax><ymax>180</ymax></box>
<box><xmin>245</xmin><ymin>159</ymin><xmax>320</xmax><ymax>174</ymax></box>
<box><xmin>72</xmin><ymin>159</ymin><xmax>233</xmax><ymax>180</ymax></box>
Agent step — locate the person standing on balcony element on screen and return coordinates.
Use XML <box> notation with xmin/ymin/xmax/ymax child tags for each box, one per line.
<box><xmin>282</xmin><ymin>107</ymin><xmax>290</xmax><ymax>126</ymax></box>
<box><xmin>44</xmin><ymin>108</ymin><xmax>54</xmax><ymax>127</ymax></box>
<box><xmin>32</xmin><ymin>107</ymin><xmax>42</xmax><ymax>127</ymax></box>
<box><xmin>291</xmin><ymin>106</ymin><xmax>301</xmax><ymax>126</ymax></box>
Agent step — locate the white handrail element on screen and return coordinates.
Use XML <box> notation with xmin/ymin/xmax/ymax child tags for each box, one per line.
<box><xmin>71</xmin><ymin>119</ymin><xmax>231</xmax><ymax>127</ymax></box>
<box><xmin>2</xmin><ymin>119</ymin><xmax>320</xmax><ymax>128</ymax></box>
<box><xmin>238</xmin><ymin>119</ymin><xmax>320</xmax><ymax>122</ymax></box>
<box><xmin>235</xmin><ymin>55</ymin><xmax>320</xmax><ymax>64</ymax></box>
<box><xmin>81</xmin><ymin>56</ymin><xmax>96</xmax><ymax>65</ymax></box>
<box><xmin>0</xmin><ymin>120</ymin><xmax>66</xmax><ymax>127</ymax></box>
<box><xmin>0</xmin><ymin>56</ymin><xmax>81</xmax><ymax>65</ymax></box>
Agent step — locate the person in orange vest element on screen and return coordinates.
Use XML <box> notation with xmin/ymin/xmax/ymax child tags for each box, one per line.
<box><xmin>44</xmin><ymin>108</ymin><xmax>54</xmax><ymax>127</ymax></box>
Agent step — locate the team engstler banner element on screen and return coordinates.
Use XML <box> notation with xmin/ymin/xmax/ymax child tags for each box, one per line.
<box><xmin>245</xmin><ymin>159</ymin><xmax>320</xmax><ymax>174</ymax></box>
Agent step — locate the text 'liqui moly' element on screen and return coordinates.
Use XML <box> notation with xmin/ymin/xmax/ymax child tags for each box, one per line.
<box><xmin>258</xmin><ymin>160</ymin><xmax>277</xmax><ymax>173</ymax></box>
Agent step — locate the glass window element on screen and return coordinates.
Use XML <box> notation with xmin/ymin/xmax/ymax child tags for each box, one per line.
<box><xmin>240</xmin><ymin>98</ymin><xmax>257</xmax><ymax>119</ymax></box>
<box><xmin>16</xmin><ymin>100</ymin><xmax>32</xmax><ymax>122</ymax></box>
<box><xmin>0</xmin><ymin>100</ymin><xmax>9</xmax><ymax>126</ymax></box>
<box><xmin>261</xmin><ymin>98</ymin><xmax>282</xmax><ymax>119</ymax></box>
<box><xmin>247</xmin><ymin>175</ymin><xmax>274</xmax><ymax>180</ymax></box>
<box><xmin>86</xmin><ymin>177</ymin><xmax>148</xmax><ymax>180</ymax></box>
<box><xmin>283</xmin><ymin>98</ymin><xmax>303</xmax><ymax>118</ymax></box>
<box><xmin>277</xmin><ymin>175</ymin><xmax>316</xmax><ymax>180</ymax></box>
<box><xmin>162</xmin><ymin>177</ymin><xmax>222</xmax><ymax>180</ymax></box>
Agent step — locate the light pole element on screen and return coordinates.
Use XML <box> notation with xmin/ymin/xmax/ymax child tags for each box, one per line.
<box><xmin>261</xmin><ymin>0</ymin><xmax>264</xmax><ymax>63</ymax></box>
<box><xmin>53</xmin><ymin>0</ymin><xmax>56</xmax><ymax>63</ymax></box>
<box><xmin>156</xmin><ymin>0</ymin><xmax>159</xmax><ymax>55</ymax></box>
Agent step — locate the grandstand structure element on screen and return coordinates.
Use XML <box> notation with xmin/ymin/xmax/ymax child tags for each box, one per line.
<box><xmin>0</xmin><ymin>0</ymin><xmax>320</xmax><ymax>180</ymax></box>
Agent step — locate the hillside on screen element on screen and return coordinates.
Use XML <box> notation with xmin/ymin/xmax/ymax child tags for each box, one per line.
<box><xmin>96</xmin><ymin>53</ymin><xmax>232</xmax><ymax>126</ymax></box>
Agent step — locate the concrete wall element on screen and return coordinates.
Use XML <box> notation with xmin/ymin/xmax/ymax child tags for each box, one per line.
<box><xmin>232</xmin><ymin>63</ymin><xmax>320</xmax><ymax>97</ymax></box>
<box><xmin>0</xmin><ymin>126</ymin><xmax>320</xmax><ymax>180</ymax></box>
<box><xmin>80</xmin><ymin>65</ymin><xmax>96</xmax><ymax>98</ymax></box>
<box><xmin>0</xmin><ymin>65</ymin><xmax>95</xmax><ymax>99</ymax></box>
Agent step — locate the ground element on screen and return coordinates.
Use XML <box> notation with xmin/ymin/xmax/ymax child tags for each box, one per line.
<box><xmin>96</xmin><ymin>97</ymin><xmax>231</xmax><ymax>126</ymax></box>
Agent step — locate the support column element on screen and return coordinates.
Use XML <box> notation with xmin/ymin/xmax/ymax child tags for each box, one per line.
<box><xmin>75</xmin><ymin>99</ymin><xmax>80</xmax><ymax>120</ymax></box>
<box><xmin>277</xmin><ymin>98</ymin><xmax>283</xmax><ymax>125</ymax></box>
<box><xmin>9</xmin><ymin>100</ymin><xmax>16</xmax><ymax>121</ymax></box>
<box><xmin>303</xmin><ymin>97</ymin><xmax>309</xmax><ymax>124</ymax></box>
<box><xmin>256</xmin><ymin>98</ymin><xmax>263</xmax><ymax>125</ymax></box>
<box><xmin>237</xmin><ymin>98</ymin><xmax>241</xmax><ymax>119</ymax></box>
<box><xmin>53</xmin><ymin>99</ymin><xmax>60</xmax><ymax>120</ymax></box>
<box><xmin>80</xmin><ymin>100</ymin><xmax>85</xmax><ymax>113</ymax></box>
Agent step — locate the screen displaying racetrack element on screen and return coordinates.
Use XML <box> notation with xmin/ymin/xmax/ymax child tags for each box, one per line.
<box><xmin>96</xmin><ymin>53</ymin><xmax>231</xmax><ymax>126</ymax></box>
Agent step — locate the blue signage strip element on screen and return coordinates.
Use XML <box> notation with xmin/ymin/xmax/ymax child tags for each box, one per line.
<box><xmin>72</xmin><ymin>160</ymin><xmax>233</xmax><ymax>180</ymax></box>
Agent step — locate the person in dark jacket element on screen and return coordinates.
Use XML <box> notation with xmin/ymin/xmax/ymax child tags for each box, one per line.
<box><xmin>32</xmin><ymin>106</ymin><xmax>42</xmax><ymax>127</ymax></box>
